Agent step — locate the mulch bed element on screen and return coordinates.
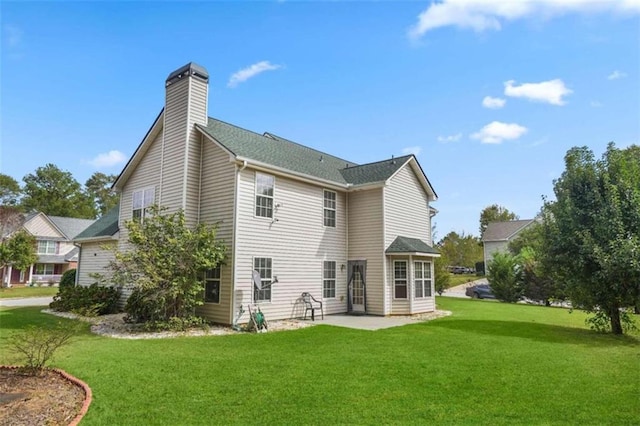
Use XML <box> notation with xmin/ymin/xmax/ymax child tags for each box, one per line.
<box><xmin>0</xmin><ymin>367</ymin><xmax>90</xmax><ymax>426</ymax></box>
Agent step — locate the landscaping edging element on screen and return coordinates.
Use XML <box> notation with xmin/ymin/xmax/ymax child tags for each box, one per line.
<box><xmin>1</xmin><ymin>365</ymin><xmax>92</xmax><ymax>426</ymax></box>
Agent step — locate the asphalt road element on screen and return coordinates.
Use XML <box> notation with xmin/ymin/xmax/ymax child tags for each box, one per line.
<box><xmin>0</xmin><ymin>297</ymin><xmax>54</xmax><ymax>307</ymax></box>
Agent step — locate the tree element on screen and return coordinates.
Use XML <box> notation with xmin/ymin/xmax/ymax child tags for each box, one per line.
<box><xmin>543</xmin><ymin>143</ymin><xmax>640</xmax><ymax>334</ymax></box>
<box><xmin>0</xmin><ymin>174</ymin><xmax>21</xmax><ymax>206</ymax></box>
<box><xmin>479</xmin><ymin>204</ymin><xmax>518</xmax><ymax>238</ymax></box>
<box><xmin>487</xmin><ymin>251</ymin><xmax>522</xmax><ymax>303</ymax></box>
<box><xmin>110</xmin><ymin>206</ymin><xmax>226</xmax><ymax>328</ymax></box>
<box><xmin>437</xmin><ymin>231</ymin><xmax>483</xmax><ymax>268</ymax></box>
<box><xmin>0</xmin><ymin>230</ymin><xmax>37</xmax><ymax>286</ymax></box>
<box><xmin>85</xmin><ymin>172</ymin><xmax>119</xmax><ymax>216</ymax></box>
<box><xmin>21</xmin><ymin>164</ymin><xmax>96</xmax><ymax>219</ymax></box>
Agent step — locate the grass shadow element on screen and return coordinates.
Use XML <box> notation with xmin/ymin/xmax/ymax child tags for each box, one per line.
<box><xmin>429</xmin><ymin>318</ymin><xmax>639</xmax><ymax>347</ymax></box>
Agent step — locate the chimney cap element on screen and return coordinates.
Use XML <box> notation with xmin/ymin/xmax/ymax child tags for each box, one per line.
<box><xmin>166</xmin><ymin>62</ymin><xmax>209</xmax><ymax>85</ymax></box>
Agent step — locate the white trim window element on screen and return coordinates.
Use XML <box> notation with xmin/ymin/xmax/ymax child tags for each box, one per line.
<box><xmin>37</xmin><ymin>240</ymin><xmax>57</xmax><ymax>255</ymax></box>
<box><xmin>323</xmin><ymin>261</ymin><xmax>336</xmax><ymax>298</ymax></box>
<box><xmin>253</xmin><ymin>257</ymin><xmax>272</xmax><ymax>302</ymax></box>
<box><xmin>323</xmin><ymin>190</ymin><xmax>336</xmax><ymax>227</ymax></box>
<box><xmin>35</xmin><ymin>264</ymin><xmax>54</xmax><ymax>275</ymax></box>
<box><xmin>203</xmin><ymin>266</ymin><xmax>221</xmax><ymax>304</ymax></box>
<box><xmin>255</xmin><ymin>173</ymin><xmax>275</xmax><ymax>218</ymax></box>
<box><xmin>132</xmin><ymin>187</ymin><xmax>155</xmax><ymax>222</ymax></box>
<box><xmin>414</xmin><ymin>261</ymin><xmax>432</xmax><ymax>298</ymax></box>
<box><xmin>394</xmin><ymin>261</ymin><xmax>408</xmax><ymax>299</ymax></box>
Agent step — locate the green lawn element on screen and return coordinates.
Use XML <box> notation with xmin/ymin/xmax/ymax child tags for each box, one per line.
<box><xmin>1</xmin><ymin>298</ymin><xmax>638</xmax><ymax>425</ymax></box>
<box><xmin>446</xmin><ymin>273</ymin><xmax>479</xmax><ymax>287</ymax></box>
<box><xmin>0</xmin><ymin>286</ymin><xmax>59</xmax><ymax>299</ymax></box>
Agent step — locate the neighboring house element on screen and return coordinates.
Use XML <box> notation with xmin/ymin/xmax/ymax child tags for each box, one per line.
<box><xmin>482</xmin><ymin>219</ymin><xmax>537</xmax><ymax>266</ymax></box>
<box><xmin>1</xmin><ymin>212</ymin><xmax>95</xmax><ymax>286</ymax></box>
<box><xmin>76</xmin><ymin>62</ymin><xmax>439</xmax><ymax>324</ymax></box>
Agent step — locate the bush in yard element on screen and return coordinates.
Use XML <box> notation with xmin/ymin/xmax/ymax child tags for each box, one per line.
<box><xmin>50</xmin><ymin>283</ymin><xmax>120</xmax><ymax>316</ymax></box>
<box><xmin>487</xmin><ymin>252</ymin><xmax>522</xmax><ymax>303</ymax></box>
<box><xmin>434</xmin><ymin>257</ymin><xmax>450</xmax><ymax>295</ymax></box>
<box><xmin>111</xmin><ymin>206</ymin><xmax>226</xmax><ymax>330</ymax></box>
<box><xmin>8</xmin><ymin>322</ymin><xmax>81</xmax><ymax>375</ymax></box>
<box><xmin>59</xmin><ymin>269</ymin><xmax>76</xmax><ymax>289</ymax></box>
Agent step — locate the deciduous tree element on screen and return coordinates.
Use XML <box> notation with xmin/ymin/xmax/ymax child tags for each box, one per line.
<box><xmin>543</xmin><ymin>143</ymin><xmax>640</xmax><ymax>334</ymax></box>
<box><xmin>21</xmin><ymin>164</ymin><xmax>96</xmax><ymax>218</ymax></box>
<box><xmin>437</xmin><ymin>231</ymin><xmax>483</xmax><ymax>268</ymax></box>
<box><xmin>479</xmin><ymin>204</ymin><xmax>518</xmax><ymax>238</ymax></box>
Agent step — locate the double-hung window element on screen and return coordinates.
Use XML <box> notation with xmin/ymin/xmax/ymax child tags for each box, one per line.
<box><xmin>323</xmin><ymin>261</ymin><xmax>336</xmax><ymax>298</ymax></box>
<box><xmin>253</xmin><ymin>257</ymin><xmax>272</xmax><ymax>302</ymax></box>
<box><xmin>37</xmin><ymin>240</ymin><xmax>57</xmax><ymax>255</ymax></box>
<box><xmin>394</xmin><ymin>261</ymin><xmax>408</xmax><ymax>299</ymax></box>
<box><xmin>255</xmin><ymin>173</ymin><xmax>274</xmax><ymax>218</ymax></box>
<box><xmin>132</xmin><ymin>187</ymin><xmax>155</xmax><ymax>221</ymax></box>
<box><xmin>323</xmin><ymin>190</ymin><xmax>336</xmax><ymax>227</ymax></box>
<box><xmin>414</xmin><ymin>261</ymin><xmax>432</xmax><ymax>298</ymax></box>
<box><xmin>203</xmin><ymin>266</ymin><xmax>221</xmax><ymax>304</ymax></box>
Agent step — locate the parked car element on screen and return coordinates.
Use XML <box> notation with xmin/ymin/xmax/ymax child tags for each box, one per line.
<box><xmin>465</xmin><ymin>284</ymin><xmax>495</xmax><ymax>299</ymax></box>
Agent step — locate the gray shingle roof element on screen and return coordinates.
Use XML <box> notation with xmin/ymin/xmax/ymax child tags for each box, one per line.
<box><xmin>37</xmin><ymin>254</ymin><xmax>68</xmax><ymax>264</ymax></box>
<box><xmin>74</xmin><ymin>205</ymin><xmax>119</xmax><ymax>240</ymax></box>
<box><xmin>65</xmin><ymin>247</ymin><xmax>80</xmax><ymax>262</ymax></box>
<box><xmin>386</xmin><ymin>236</ymin><xmax>440</xmax><ymax>255</ymax></box>
<box><xmin>482</xmin><ymin>219</ymin><xmax>536</xmax><ymax>242</ymax></box>
<box><xmin>198</xmin><ymin>119</ymin><xmax>418</xmax><ymax>187</ymax></box>
<box><xmin>48</xmin><ymin>216</ymin><xmax>95</xmax><ymax>240</ymax></box>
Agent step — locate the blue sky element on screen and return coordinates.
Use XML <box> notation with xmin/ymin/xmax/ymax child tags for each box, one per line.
<box><xmin>1</xmin><ymin>1</ymin><xmax>638</xmax><ymax>238</ymax></box>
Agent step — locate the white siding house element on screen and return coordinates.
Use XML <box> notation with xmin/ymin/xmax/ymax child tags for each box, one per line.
<box><xmin>482</xmin><ymin>219</ymin><xmax>538</xmax><ymax>266</ymax></box>
<box><xmin>76</xmin><ymin>62</ymin><xmax>440</xmax><ymax>324</ymax></box>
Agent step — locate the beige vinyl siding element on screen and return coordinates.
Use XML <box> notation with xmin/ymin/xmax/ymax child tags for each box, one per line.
<box><xmin>385</xmin><ymin>165</ymin><xmax>436</xmax><ymax>314</ymax></box>
<box><xmin>234</xmin><ymin>168</ymin><xmax>348</xmax><ymax>322</ymax></box>
<box><xmin>384</xmin><ymin>165</ymin><xmax>431</xmax><ymax>247</ymax></box>
<box><xmin>347</xmin><ymin>188</ymin><xmax>385</xmax><ymax>315</ymax></box>
<box><xmin>118</xmin><ymin>128</ymin><xmax>163</xmax><ymax>251</ymax></box>
<box><xmin>195</xmin><ymin>140</ymin><xmax>236</xmax><ymax>324</ymax></box>
<box><xmin>57</xmin><ymin>241</ymin><xmax>77</xmax><ymax>257</ymax></box>
<box><xmin>24</xmin><ymin>215</ymin><xmax>64</xmax><ymax>238</ymax></box>
<box><xmin>160</xmin><ymin>76</ymin><xmax>207</xmax><ymax>224</ymax></box>
<box><xmin>484</xmin><ymin>240</ymin><xmax>508</xmax><ymax>266</ymax></box>
<box><xmin>77</xmin><ymin>241</ymin><xmax>116</xmax><ymax>287</ymax></box>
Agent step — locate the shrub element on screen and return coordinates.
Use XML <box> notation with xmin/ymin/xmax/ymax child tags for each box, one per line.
<box><xmin>50</xmin><ymin>283</ymin><xmax>120</xmax><ymax>316</ymax></box>
<box><xmin>434</xmin><ymin>257</ymin><xmax>450</xmax><ymax>295</ymax></box>
<box><xmin>487</xmin><ymin>252</ymin><xmax>522</xmax><ymax>303</ymax></box>
<box><xmin>59</xmin><ymin>269</ymin><xmax>77</xmax><ymax>289</ymax></box>
<box><xmin>8</xmin><ymin>322</ymin><xmax>81</xmax><ymax>375</ymax></box>
<box><xmin>124</xmin><ymin>287</ymin><xmax>207</xmax><ymax>331</ymax></box>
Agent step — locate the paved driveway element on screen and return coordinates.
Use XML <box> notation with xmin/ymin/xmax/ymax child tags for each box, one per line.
<box><xmin>0</xmin><ymin>297</ymin><xmax>53</xmax><ymax>307</ymax></box>
<box><xmin>441</xmin><ymin>278</ymin><xmax>488</xmax><ymax>298</ymax></box>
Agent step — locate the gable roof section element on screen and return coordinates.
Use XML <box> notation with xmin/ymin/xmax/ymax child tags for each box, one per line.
<box><xmin>74</xmin><ymin>205</ymin><xmax>119</xmax><ymax>242</ymax></box>
<box><xmin>482</xmin><ymin>219</ymin><xmax>536</xmax><ymax>242</ymax></box>
<box><xmin>340</xmin><ymin>155</ymin><xmax>410</xmax><ymax>185</ymax></box>
<box><xmin>386</xmin><ymin>236</ymin><xmax>440</xmax><ymax>256</ymax></box>
<box><xmin>48</xmin><ymin>216</ymin><xmax>96</xmax><ymax>240</ymax></box>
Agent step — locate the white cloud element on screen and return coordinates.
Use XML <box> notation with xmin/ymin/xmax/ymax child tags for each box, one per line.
<box><xmin>482</xmin><ymin>96</ymin><xmax>506</xmax><ymax>109</ymax></box>
<box><xmin>4</xmin><ymin>25</ymin><xmax>23</xmax><ymax>48</ymax></box>
<box><xmin>408</xmin><ymin>0</ymin><xmax>640</xmax><ymax>38</ymax></box>
<box><xmin>504</xmin><ymin>79</ymin><xmax>572</xmax><ymax>105</ymax></box>
<box><xmin>87</xmin><ymin>150</ymin><xmax>127</xmax><ymax>168</ymax></box>
<box><xmin>607</xmin><ymin>70</ymin><xmax>627</xmax><ymax>80</ymax></box>
<box><xmin>437</xmin><ymin>133</ymin><xmax>463</xmax><ymax>143</ymax></box>
<box><xmin>402</xmin><ymin>146</ymin><xmax>422</xmax><ymax>155</ymax></box>
<box><xmin>227</xmin><ymin>61</ymin><xmax>282</xmax><ymax>88</ymax></box>
<box><xmin>471</xmin><ymin>121</ymin><xmax>527</xmax><ymax>144</ymax></box>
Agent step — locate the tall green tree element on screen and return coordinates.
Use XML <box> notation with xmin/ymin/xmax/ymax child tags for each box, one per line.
<box><xmin>21</xmin><ymin>164</ymin><xmax>96</xmax><ymax>219</ymax></box>
<box><xmin>479</xmin><ymin>204</ymin><xmax>518</xmax><ymax>238</ymax></box>
<box><xmin>110</xmin><ymin>206</ymin><xmax>226</xmax><ymax>328</ymax></box>
<box><xmin>1</xmin><ymin>230</ymin><xmax>37</xmax><ymax>286</ymax></box>
<box><xmin>85</xmin><ymin>172</ymin><xmax>119</xmax><ymax>216</ymax></box>
<box><xmin>437</xmin><ymin>231</ymin><xmax>483</xmax><ymax>268</ymax></box>
<box><xmin>543</xmin><ymin>143</ymin><xmax>640</xmax><ymax>334</ymax></box>
<box><xmin>0</xmin><ymin>174</ymin><xmax>21</xmax><ymax>206</ymax></box>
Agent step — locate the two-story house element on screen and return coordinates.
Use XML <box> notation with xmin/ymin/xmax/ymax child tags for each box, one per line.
<box><xmin>2</xmin><ymin>212</ymin><xmax>94</xmax><ymax>286</ymax></box>
<box><xmin>75</xmin><ymin>62</ymin><xmax>439</xmax><ymax>324</ymax></box>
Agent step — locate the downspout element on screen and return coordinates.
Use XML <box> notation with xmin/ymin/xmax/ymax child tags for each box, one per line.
<box><xmin>230</xmin><ymin>160</ymin><xmax>248</xmax><ymax>324</ymax></box>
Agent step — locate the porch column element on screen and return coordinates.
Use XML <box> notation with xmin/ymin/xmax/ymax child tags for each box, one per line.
<box><xmin>6</xmin><ymin>266</ymin><xmax>12</xmax><ymax>288</ymax></box>
<box><xmin>28</xmin><ymin>264</ymin><xmax>34</xmax><ymax>285</ymax></box>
